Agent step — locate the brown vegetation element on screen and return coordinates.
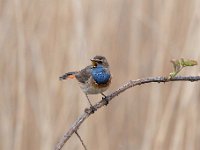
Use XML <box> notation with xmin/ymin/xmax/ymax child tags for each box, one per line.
<box><xmin>0</xmin><ymin>0</ymin><xmax>200</xmax><ymax>150</ymax></box>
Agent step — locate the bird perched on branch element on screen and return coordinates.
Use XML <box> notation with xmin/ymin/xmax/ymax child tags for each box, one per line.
<box><xmin>59</xmin><ymin>55</ymin><xmax>111</xmax><ymax>111</ymax></box>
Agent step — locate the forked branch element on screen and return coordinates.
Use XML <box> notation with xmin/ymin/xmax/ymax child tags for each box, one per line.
<box><xmin>55</xmin><ymin>76</ymin><xmax>200</xmax><ymax>150</ymax></box>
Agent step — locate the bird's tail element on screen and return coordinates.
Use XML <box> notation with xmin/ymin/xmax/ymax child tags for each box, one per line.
<box><xmin>59</xmin><ymin>72</ymin><xmax>77</xmax><ymax>80</ymax></box>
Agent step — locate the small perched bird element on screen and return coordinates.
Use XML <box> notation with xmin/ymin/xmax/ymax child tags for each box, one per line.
<box><xmin>59</xmin><ymin>55</ymin><xmax>111</xmax><ymax>111</ymax></box>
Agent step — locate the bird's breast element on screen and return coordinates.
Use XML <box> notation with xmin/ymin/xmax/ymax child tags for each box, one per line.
<box><xmin>78</xmin><ymin>65</ymin><xmax>111</xmax><ymax>94</ymax></box>
<box><xmin>91</xmin><ymin>66</ymin><xmax>111</xmax><ymax>84</ymax></box>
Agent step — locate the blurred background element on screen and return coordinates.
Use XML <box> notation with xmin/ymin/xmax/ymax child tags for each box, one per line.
<box><xmin>0</xmin><ymin>0</ymin><xmax>200</xmax><ymax>150</ymax></box>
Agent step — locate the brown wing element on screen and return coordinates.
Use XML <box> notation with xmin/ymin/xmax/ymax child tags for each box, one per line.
<box><xmin>75</xmin><ymin>65</ymin><xmax>92</xmax><ymax>83</ymax></box>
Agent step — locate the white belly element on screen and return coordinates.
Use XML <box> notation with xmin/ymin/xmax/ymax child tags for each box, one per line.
<box><xmin>79</xmin><ymin>82</ymin><xmax>109</xmax><ymax>94</ymax></box>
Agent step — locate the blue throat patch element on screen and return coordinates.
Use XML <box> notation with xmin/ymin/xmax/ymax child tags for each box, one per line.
<box><xmin>91</xmin><ymin>65</ymin><xmax>110</xmax><ymax>84</ymax></box>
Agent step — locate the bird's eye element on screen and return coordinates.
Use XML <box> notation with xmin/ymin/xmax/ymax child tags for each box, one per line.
<box><xmin>98</xmin><ymin>60</ymin><xmax>103</xmax><ymax>64</ymax></box>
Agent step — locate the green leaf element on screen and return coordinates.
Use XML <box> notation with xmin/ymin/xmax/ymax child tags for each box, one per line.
<box><xmin>168</xmin><ymin>58</ymin><xmax>198</xmax><ymax>79</ymax></box>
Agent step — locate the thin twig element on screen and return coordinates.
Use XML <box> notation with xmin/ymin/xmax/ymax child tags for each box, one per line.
<box><xmin>75</xmin><ymin>131</ymin><xmax>87</xmax><ymax>150</ymax></box>
<box><xmin>55</xmin><ymin>76</ymin><xmax>200</xmax><ymax>150</ymax></box>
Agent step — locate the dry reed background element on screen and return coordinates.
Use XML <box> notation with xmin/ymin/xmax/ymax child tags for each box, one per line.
<box><xmin>0</xmin><ymin>0</ymin><xmax>200</xmax><ymax>150</ymax></box>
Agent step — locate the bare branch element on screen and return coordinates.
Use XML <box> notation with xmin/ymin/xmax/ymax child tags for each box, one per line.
<box><xmin>55</xmin><ymin>76</ymin><xmax>200</xmax><ymax>150</ymax></box>
<box><xmin>75</xmin><ymin>131</ymin><xmax>87</xmax><ymax>150</ymax></box>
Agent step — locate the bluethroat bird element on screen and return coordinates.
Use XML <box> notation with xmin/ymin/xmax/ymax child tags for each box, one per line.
<box><xmin>59</xmin><ymin>55</ymin><xmax>111</xmax><ymax>111</ymax></box>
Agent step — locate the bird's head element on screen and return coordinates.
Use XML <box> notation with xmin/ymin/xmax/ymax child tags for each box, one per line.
<box><xmin>90</xmin><ymin>55</ymin><xmax>109</xmax><ymax>67</ymax></box>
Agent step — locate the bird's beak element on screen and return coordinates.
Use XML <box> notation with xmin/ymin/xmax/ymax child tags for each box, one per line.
<box><xmin>90</xmin><ymin>58</ymin><xmax>97</xmax><ymax>66</ymax></box>
<box><xmin>90</xmin><ymin>58</ymin><xmax>95</xmax><ymax>62</ymax></box>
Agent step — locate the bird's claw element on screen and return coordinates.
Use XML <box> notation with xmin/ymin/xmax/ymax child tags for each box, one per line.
<box><xmin>85</xmin><ymin>106</ymin><xmax>97</xmax><ymax>114</ymax></box>
<box><xmin>104</xmin><ymin>99</ymin><xmax>109</xmax><ymax>105</ymax></box>
<box><xmin>102</xmin><ymin>96</ymin><xmax>109</xmax><ymax>105</ymax></box>
<box><xmin>90</xmin><ymin>106</ymin><xmax>97</xmax><ymax>113</ymax></box>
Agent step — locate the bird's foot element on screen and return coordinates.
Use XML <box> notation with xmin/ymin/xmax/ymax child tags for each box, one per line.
<box><xmin>101</xmin><ymin>93</ymin><xmax>109</xmax><ymax>105</ymax></box>
<box><xmin>85</xmin><ymin>106</ymin><xmax>97</xmax><ymax>114</ymax></box>
<box><xmin>103</xmin><ymin>98</ymin><xmax>109</xmax><ymax>105</ymax></box>
<box><xmin>102</xmin><ymin>96</ymin><xmax>109</xmax><ymax>105</ymax></box>
<box><xmin>90</xmin><ymin>106</ymin><xmax>97</xmax><ymax>113</ymax></box>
